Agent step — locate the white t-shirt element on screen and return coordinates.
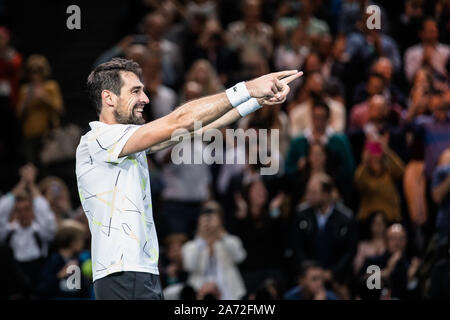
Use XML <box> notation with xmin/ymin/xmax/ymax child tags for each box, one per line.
<box><xmin>75</xmin><ymin>121</ymin><xmax>159</xmax><ymax>282</ymax></box>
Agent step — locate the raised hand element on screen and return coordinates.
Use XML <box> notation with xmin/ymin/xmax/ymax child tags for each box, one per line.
<box><xmin>245</xmin><ymin>70</ymin><xmax>303</xmax><ymax>106</ymax></box>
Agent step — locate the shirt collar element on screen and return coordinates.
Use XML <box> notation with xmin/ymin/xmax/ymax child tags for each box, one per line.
<box><xmin>89</xmin><ymin>121</ymin><xmax>105</xmax><ymax>130</ymax></box>
<box><xmin>315</xmin><ymin>204</ymin><xmax>335</xmax><ymax>228</ymax></box>
<box><xmin>316</xmin><ymin>204</ymin><xmax>334</xmax><ymax>217</ymax></box>
<box><xmin>304</xmin><ymin>126</ymin><xmax>334</xmax><ymax>144</ymax></box>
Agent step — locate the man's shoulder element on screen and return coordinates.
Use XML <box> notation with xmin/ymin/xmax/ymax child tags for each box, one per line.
<box><xmin>84</xmin><ymin>122</ymin><xmax>141</xmax><ymax>141</ymax></box>
<box><xmin>437</xmin><ymin>43</ymin><xmax>450</xmax><ymax>52</ymax></box>
<box><xmin>404</xmin><ymin>44</ymin><xmax>422</xmax><ymax>56</ymax></box>
<box><xmin>283</xmin><ymin>286</ymin><xmax>302</xmax><ymax>300</ymax></box>
<box><xmin>295</xmin><ymin>203</ymin><xmax>315</xmax><ymax>218</ymax></box>
<box><xmin>333</xmin><ymin>202</ymin><xmax>354</xmax><ymax>221</ymax></box>
<box><xmin>290</xmin><ymin>134</ymin><xmax>308</xmax><ymax>145</ymax></box>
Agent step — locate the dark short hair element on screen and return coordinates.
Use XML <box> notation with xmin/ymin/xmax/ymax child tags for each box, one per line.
<box><xmin>309</xmin><ymin>172</ymin><xmax>335</xmax><ymax>194</ymax></box>
<box><xmin>87</xmin><ymin>58</ymin><xmax>142</xmax><ymax>115</ymax></box>
<box><xmin>311</xmin><ymin>98</ymin><xmax>331</xmax><ymax>119</ymax></box>
<box><xmin>200</xmin><ymin>200</ymin><xmax>225</xmax><ymax>221</ymax></box>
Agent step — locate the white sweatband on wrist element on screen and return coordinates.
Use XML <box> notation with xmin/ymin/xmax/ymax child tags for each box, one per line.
<box><xmin>236</xmin><ymin>98</ymin><xmax>262</xmax><ymax>117</ymax></box>
<box><xmin>226</xmin><ymin>81</ymin><xmax>251</xmax><ymax>107</ymax></box>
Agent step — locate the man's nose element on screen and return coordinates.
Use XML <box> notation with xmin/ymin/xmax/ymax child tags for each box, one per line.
<box><xmin>141</xmin><ymin>92</ymin><xmax>150</xmax><ymax>104</ymax></box>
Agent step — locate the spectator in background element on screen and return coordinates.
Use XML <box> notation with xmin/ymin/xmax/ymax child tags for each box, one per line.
<box><xmin>215</xmin><ymin>119</ymin><xmax>283</xmax><ymax>214</ymax></box>
<box><xmin>285</xmin><ymin>141</ymin><xmax>340</xmax><ymax>206</ymax></box>
<box><xmin>276</xmin><ymin>0</ymin><xmax>330</xmax><ymax>52</ymax></box>
<box><xmin>237</xmin><ymin>105</ymin><xmax>290</xmax><ymax>156</ymax></box>
<box><xmin>407</xmin><ymin>91</ymin><xmax>450</xmax><ymax>179</ymax></box>
<box><xmin>300</xmin><ymin>51</ymin><xmax>323</xmax><ymax>75</ymax></box>
<box><xmin>404</xmin><ymin>18</ymin><xmax>450</xmax><ymax>87</ymax></box>
<box><xmin>222</xmin><ymin>127</ymin><xmax>284</xmax><ymax>215</ymax></box>
<box><xmin>350</xmin><ymin>71</ymin><xmax>386</xmax><ymax>108</ymax></box>
<box><xmin>289</xmin><ymin>72</ymin><xmax>346</xmax><ymax>134</ymax></box>
<box><xmin>431</xmin><ymin>148</ymin><xmax>450</xmax><ymax>241</ymax></box>
<box><xmin>349</xmin><ymin>93</ymin><xmax>403</xmax><ymax>132</ymax></box>
<box><xmin>392</xmin><ymin>0</ymin><xmax>424</xmax><ymax>56</ymax></box>
<box><xmin>196</xmin><ymin>282</ymin><xmax>221</xmax><ymax>300</ymax></box>
<box><xmin>345</xmin><ymin>10</ymin><xmax>401</xmax><ymax>78</ymax></box>
<box><xmin>141</xmin><ymin>49</ymin><xmax>178</xmax><ymax>120</ymax></box>
<box><xmin>187</xmin><ymin>19</ymin><xmax>240</xmax><ymax>87</ymax></box>
<box><xmin>274</xmin><ymin>19</ymin><xmax>311</xmax><ymax>73</ymax></box>
<box><xmin>277</xmin><ymin>35</ymin><xmax>348</xmax><ymax>107</ymax></box>
<box><xmin>182</xmin><ymin>201</ymin><xmax>247</xmax><ymax>300</ymax></box>
<box><xmin>406</xmin><ymin>68</ymin><xmax>436</xmax><ymax>122</ymax></box>
<box><xmin>36</xmin><ymin>219</ymin><xmax>89</xmax><ymax>299</ymax></box>
<box><xmin>160</xmin><ymin>233</ymin><xmax>189</xmax><ymax>289</ymax></box>
<box><xmin>348</xmin><ymin>94</ymin><xmax>407</xmax><ymax>164</ymax></box>
<box><xmin>236</xmin><ymin>49</ymin><xmax>271</xmax><ymax>91</ymax></box>
<box><xmin>167</xmin><ymin>3</ymin><xmax>209</xmax><ymax>67</ymax></box>
<box><xmin>0</xmin><ymin>28</ymin><xmax>24</xmax><ymax>193</ymax></box>
<box><xmin>337</xmin><ymin>0</ymin><xmax>388</xmax><ymax>36</ymax></box>
<box><xmin>134</xmin><ymin>11</ymin><xmax>183</xmax><ymax>89</ymax></box>
<box><xmin>183</xmin><ymin>59</ymin><xmax>224</xmax><ymax>98</ymax></box>
<box><xmin>290</xmin><ymin>173</ymin><xmax>356</xmax><ymax>297</ymax></box>
<box><xmin>231</xmin><ymin>179</ymin><xmax>285</xmax><ymax>295</ymax></box>
<box><xmin>353</xmin><ymin>211</ymin><xmax>388</xmax><ymax>275</ymax></box>
<box><xmin>352</xmin><ymin>57</ymin><xmax>407</xmax><ymax>108</ymax></box>
<box><xmin>39</xmin><ymin>176</ymin><xmax>75</xmax><ymax>226</ymax></box>
<box><xmin>93</xmin><ymin>36</ymin><xmax>149</xmax><ymax>68</ymax></box>
<box><xmin>0</xmin><ymin>26</ymin><xmax>22</xmax><ymax>111</ymax></box>
<box><xmin>16</xmin><ymin>55</ymin><xmax>63</xmax><ymax>166</ymax></box>
<box><xmin>422</xmin><ymin>90</ymin><xmax>450</xmax><ymax>179</ymax></box>
<box><xmin>0</xmin><ymin>163</ymin><xmax>56</xmax><ymax>289</ymax></box>
<box><xmin>284</xmin><ymin>260</ymin><xmax>338</xmax><ymax>300</ymax></box>
<box><xmin>156</xmin><ymin>136</ymin><xmax>212</xmax><ymax>238</ymax></box>
<box><xmin>360</xmin><ymin>224</ymin><xmax>421</xmax><ymax>300</ymax></box>
<box><xmin>285</xmin><ymin>100</ymin><xmax>354</xmax><ymax>200</ymax></box>
<box><xmin>155</xmin><ymin>80</ymin><xmax>212</xmax><ymax>239</ymax></box>
<box><xmin>226</xmin><ymin>0</ymin><xmax>274</xmax><ymax>64</ymax></box>
<box><xmin>354</xmin><ymin>140</ymin><xmax>405</xmax><ymax>222</ymax></box>
<box><xmin>319</xmin><ymin>34</ymin><xmax>350</xmax><ymax>84</ymax></box>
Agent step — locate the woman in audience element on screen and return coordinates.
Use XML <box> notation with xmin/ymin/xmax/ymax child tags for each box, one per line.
<box><xmin>353</xmin><ymin>211</ymin><xmax>388</xmax><ymax>275</ymax></box>
<box><xmin>16</xmin><ymin>54</ymin><xmax>63</xmax><ymax>166</ymax></box>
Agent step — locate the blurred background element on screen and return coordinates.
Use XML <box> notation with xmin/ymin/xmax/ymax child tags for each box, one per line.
<box><xmin>0</xmin><ymin>0</ymin><xmax>449</xmax><ymax>300</ymax></box>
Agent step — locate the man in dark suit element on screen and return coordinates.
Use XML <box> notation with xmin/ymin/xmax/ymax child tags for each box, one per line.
<box><xmin>291</xmin><ymin>173</ymin><xmax>357</xmax><ymax>286</ymax></box>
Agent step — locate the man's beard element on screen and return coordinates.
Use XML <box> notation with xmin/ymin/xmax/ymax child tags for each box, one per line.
<box><xmin>114</xmin><ymin>104</ymin><xmax>146</xmax><ymax>125</ymax></box>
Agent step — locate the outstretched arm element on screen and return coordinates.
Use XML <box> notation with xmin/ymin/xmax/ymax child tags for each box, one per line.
<box><xmin>145</xmin><ymin>71</ymin><xmax>303</xmax><ymax>154</ymax></box>
<box><xmin>120</xmin><ymin>70</ymin><xmax>303</xmax><ymax>157</ymax></box>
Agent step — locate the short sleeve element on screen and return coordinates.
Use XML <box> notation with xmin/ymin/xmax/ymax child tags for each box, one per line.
<box><xmin>88</xmin><ymin>124</ymin><xmax>141</xmax><ymax>164</ymax></box>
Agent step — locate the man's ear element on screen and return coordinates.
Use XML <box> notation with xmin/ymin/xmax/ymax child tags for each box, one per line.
<box><xmin>101</xmin><ymin>90</ymin><xmax>117</xmax><ymax>108</ymax></box>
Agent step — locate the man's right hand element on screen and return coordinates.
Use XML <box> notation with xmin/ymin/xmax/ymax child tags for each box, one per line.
<box><xmin>245</xmin><ymin>70</ymin><xmax>303</xmax><ymax>105</ymax></box>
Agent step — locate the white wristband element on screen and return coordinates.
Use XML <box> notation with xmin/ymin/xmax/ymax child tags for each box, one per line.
<box><xmin>236</xmin><ymin>98</ymin><xmax>262</xmax><ymax>117</ymax></box>
<box><xmin>226</xmin><ymin>81</ymin><xmax>251</xmax><ymax>107</ymax></box>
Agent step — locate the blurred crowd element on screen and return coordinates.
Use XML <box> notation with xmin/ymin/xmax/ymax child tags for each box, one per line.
<box><xmin>0</xmin><ymin>0</ymin><xmax>449</xmax><ymax>300</ymax></box>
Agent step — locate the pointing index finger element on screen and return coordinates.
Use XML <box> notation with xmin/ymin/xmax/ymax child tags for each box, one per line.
<box><xmin>280</xmin><ymin>71</ymin><xmax>304</xmax><ymax>85</ymax></box>
<box><xmin>273</xmin><ymin>70</ymin><xmax>298</xmax><ymax>79</ymax></box>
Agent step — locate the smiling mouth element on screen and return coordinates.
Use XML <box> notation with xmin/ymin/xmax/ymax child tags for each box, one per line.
<box><xmin>134</xmin><ymin>106</ymin><xmax>144</xmax><ymax>116</ymax></box>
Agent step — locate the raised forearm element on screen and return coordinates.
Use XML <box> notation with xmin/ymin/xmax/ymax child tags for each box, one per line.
<box><xmin>172</xmin><ymin>92</ymin><xmax>232</xmax><ymax>132</ymax></box>
<box><xmin>147</xmin><ymin>108</ymin><xmax>241</xmax><ymax>154</ymax></box>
